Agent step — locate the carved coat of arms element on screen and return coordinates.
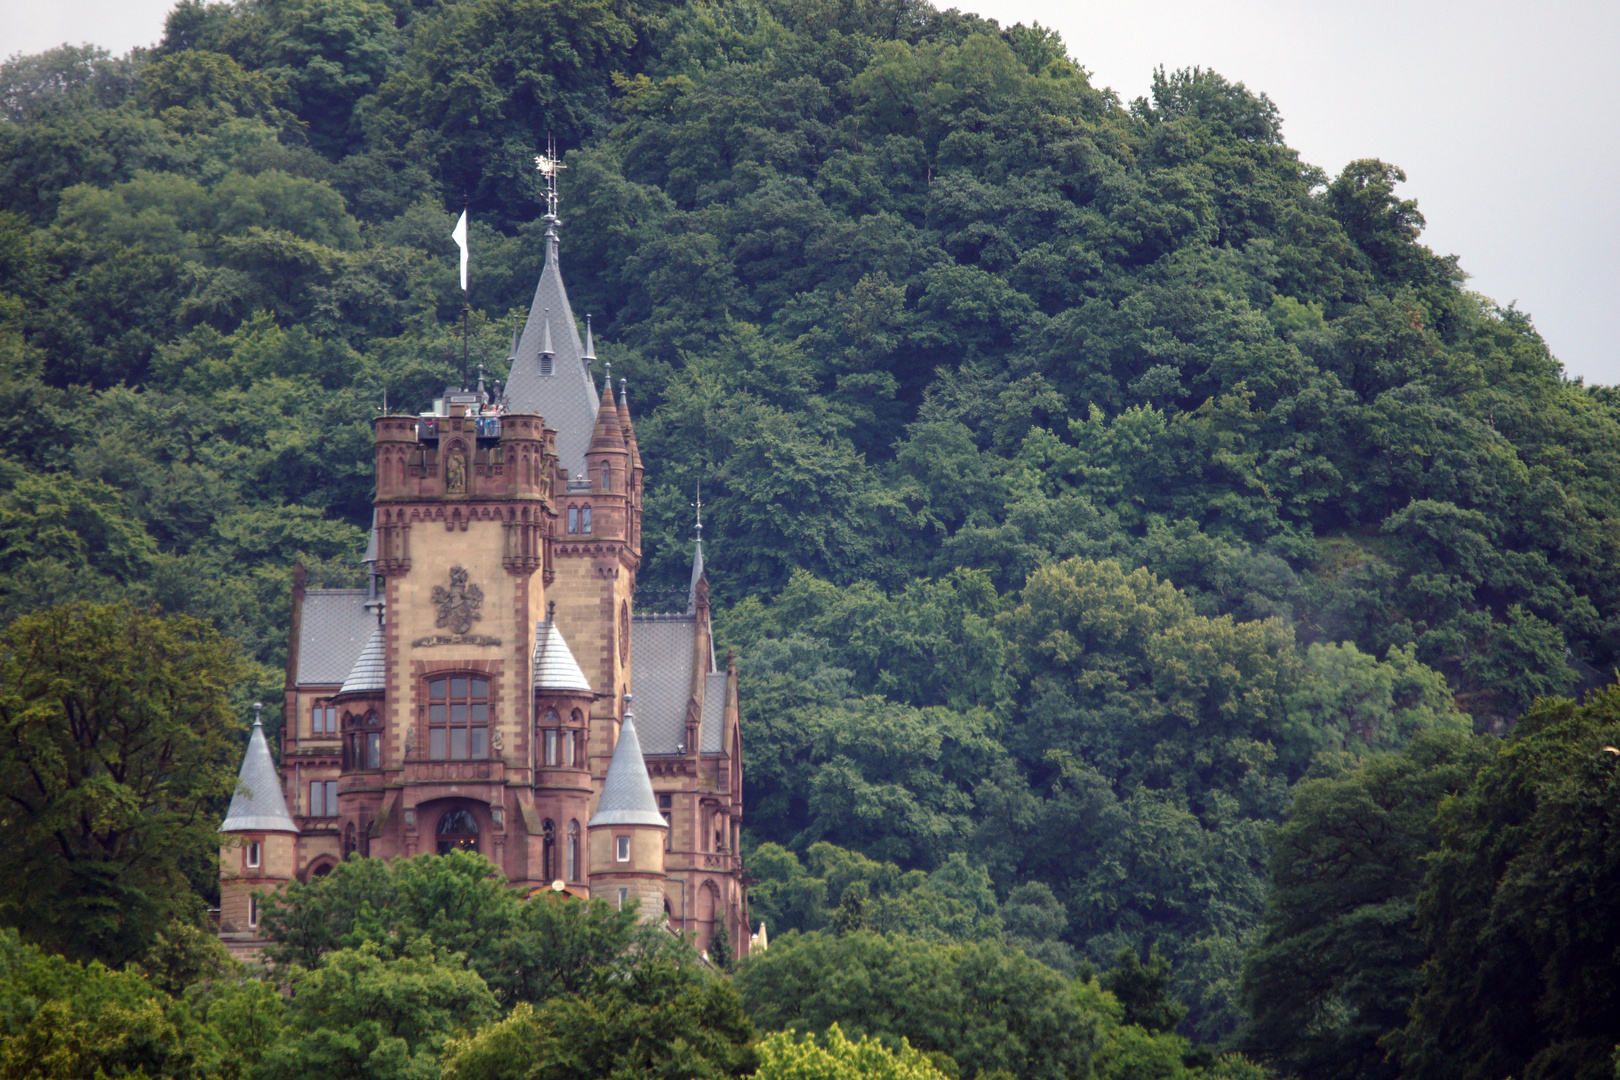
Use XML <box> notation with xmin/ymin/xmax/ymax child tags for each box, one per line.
<box><xmin>432</xmin><ymin>566</ymin><xmax>483</xmax><ymax>634</ymax></box>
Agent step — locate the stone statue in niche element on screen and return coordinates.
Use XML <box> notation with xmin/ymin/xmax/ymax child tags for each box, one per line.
<box><xmin>446</xmin><ymin>446</ymin><xmax>468</xmax><ymax>493</ymax></box>
<box><xmin>432</xmin><ymin>565</ymin><xmax>483</xmax><ymax>634</ymax></box>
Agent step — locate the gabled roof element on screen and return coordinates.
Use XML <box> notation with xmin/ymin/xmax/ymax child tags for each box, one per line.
<box><xmin>629</xmin><ymin>614</ymin><xmax>696</xmax><ymax>754</ymax></box>
<box><xmin>589</xmin><ymin>711</ymin><xmax>666</xmax><ymax>828</ymax></box>
<box><xmin>221</xmin><ymin>718</ymin><xmax>299</xmax><ymax>834</ymax></box>
<box><xmin>296</xmin><ymin>590</ymin><xmax>374</xmax><ymax>686</ymax></box>
<box><xmin>503</xmin><ymin>218</ymin><xmax>600</xmax><ymax>479</ymax></box>
<box><xmin>338</xmin><ymin>622</ymin><xmax>385</xmax><ymax>696</ymax></box>
<box><xmin>534</xmin><ymin>621</ymin><xmax>593</xmax><ymax>692</ymax></box>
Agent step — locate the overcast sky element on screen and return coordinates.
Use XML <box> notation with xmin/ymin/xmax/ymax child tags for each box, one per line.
<box><xmin>5</xmin><ymin>0</ymin><xmax>1617</xmax><ymax>384</ymax></box>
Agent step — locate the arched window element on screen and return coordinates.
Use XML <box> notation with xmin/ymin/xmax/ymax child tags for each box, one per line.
<box><xmin>567</xmin><ymin>820</ymin><xmax>580</xmax><ymax>881</ymax></box>
<box><xmin>542</xmin><ymin>819</ymin><xmax>556</xmax><ymax>881</ymax></box>
<box><xmin>543</xmin><ymin>707</ymin><xmax>560</xmax><ymax>766</ymax></box>
<box><xmin>343</xmin><ymin>823</ymin><xmax>357</xmax><ymax>857</ymax></box>
<box><xmin>437</xmin><ymin>808</ymin><xmax>479</xmax><ymax>855</ymax></box>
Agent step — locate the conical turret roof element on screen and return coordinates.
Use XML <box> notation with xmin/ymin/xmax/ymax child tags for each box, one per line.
<box><xmin>533</xmin><ymin>621</ymin><xmax>593</xmax><ymax>692</ymax></box>
<box><xmin>588</xmin><ymin>709</ymin><xmax>665</xmax><ymax>828</ymax></box>
<box><xmin>589</xmin><ymin>375</ymin><xmax>624</xmax><ymax>453</ymax></box>
<box><xmin>221</xmin><ymin>715</ymin><xmax>299</xmax><ymax>833</ymax></box>
<box><xmin>338</xmin><ymin>621</ymin><xmax>385</xmax><ymax>696</ymax></box>
<box><xmin>504</xmin><ymin>216</ymin><xmax>599</xmax><ymax>478</ymax></box>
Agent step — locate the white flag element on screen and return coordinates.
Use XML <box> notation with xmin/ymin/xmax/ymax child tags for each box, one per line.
<box><xmin>451</xmin><ymin>209</ymin><xmax>468</xmax><ymax>292</ymax></box>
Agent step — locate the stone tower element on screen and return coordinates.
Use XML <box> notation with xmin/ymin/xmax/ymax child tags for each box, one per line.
<box><xmin>217</xmin><ymin>709</ymin><xmax>299</xmax><ymax>960</ymax></box>
<box><xmin>587</xmin><ymin>701</ymin><xmax>667</xmax><ymax>920</ymax></box>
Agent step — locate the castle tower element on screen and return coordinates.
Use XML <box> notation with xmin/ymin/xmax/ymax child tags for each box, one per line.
<box><xmin>587</xmin><ymin>701</ymin><xmax>667</xmax><ymax>920</ymax></box>
<box><xmin>530</xmin><ymin>617</ymin><xmax>596</xmax><ymax>887</ymax></box>
<box><xmin>218</xmin><ymin>708</ymin><xmax>299</xmax><ymax>959</ymax></box>
<box><xmin>239</xmin><ymin>165</ymin><xmax>745</xmax><ymax>957</ymax></box>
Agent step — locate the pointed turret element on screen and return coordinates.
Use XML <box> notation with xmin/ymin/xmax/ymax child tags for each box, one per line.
<box><xmin>504</xmin><ymin>212</ymin><xmax>600</xmax><ymax>477</ymax></box>
<box><xmin>618</xmin><ymin>378</ymin><xmax>641</xmax><ymax>470</ymax></box>
<box><xmin>589</xmin><ymin>707</ymin><xmax>664</xmax><ymax>828</ymax></box>
<box><xmin>219</xmin><ymin>705</ymin><xmax>298</xmax><ymax>946</ymax></box>
<box><xmin>589</xmin><ymin>374</ymin><xmax>624</xmax><ymax>453</ymax></box>
<box><xmin>533</xmin><ymin>620</ymin><xmax>593</xmax><ymax>693</ymax></box>
<box><xmin>338</xmin><ymin>622</ymin><xmax>386</xmax><ymax>697</ymax></box>
<box><xmin>222</xmin><ymin>712</ymin><xmax>299</xmax><ymax>834</ymax></box>
<box><xmin>587</xmin><ymin>702</ymin><xmax>667</xmax><ymax>920</ymax></box>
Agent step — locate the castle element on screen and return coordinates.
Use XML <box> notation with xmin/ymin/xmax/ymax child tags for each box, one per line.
<box><xmin>215</xmin><ymin>199</ymin><xmax>748</xmax><ymax>961</ymax></box>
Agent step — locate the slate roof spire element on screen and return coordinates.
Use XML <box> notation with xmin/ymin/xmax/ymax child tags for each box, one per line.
<box><xmin>338</xmin><ymin>621</ymin><xmax>386</xmax><ymax>696</ymax></box>
<box><xmin>533</xmin><ymin>619</ymin><xmax>593</xmax><ymax>692</ymax></box>
<box><xmin>588</xmin><ymin>700</ymin><xmax>666</xmax><ymax>827</ymax></box>
<box><xmin>502</xmin><ymin>163</ymin><xmax>599</xmax><ymax>477</ymax></box>
<box><xmin>687</xmin><ymin>489</ymin><xmax>706</xmax><ymax>615</ymax></box>
<box><xmin>221</xmin><ymin>704</ymin><xmax>299</xmax><ymax>833</ymax></box>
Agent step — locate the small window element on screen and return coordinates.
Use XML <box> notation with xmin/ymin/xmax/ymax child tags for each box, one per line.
<box><xmin>545</xmin><ymin>728</ymin><xmax>558</xmax><ymax>766</ymax></box>
<box><xmin>564</xmin><ymin>729</ymin><xmax>576</xmax><ymax>767</ymax></box>
<box><xmin>617</xmin><ymin>887</ymin><xmax>628</xmax><ymax>910</ymax></box>
<box><xmin>246</xmin><ymin>842</ymin><xmax>261</xmax><ymax>869</ymax></box>
<box><xmin>567</xmin><ymin>507</ymin><xmax>578</xmax><ymax>533</ymax></box>
<box><xmin>311</xmin><ymin>780</ymin><xmax>338</xmax><ymax>817</ymax></box>
<box><xmin>580</xmin><ymin>506</ymin><xmax>592</xmax><ymax>534</ymax></box>
<box><xmin>616</xmin><ymin>834</ymin><xmax>630</xmax><ymax>862</ymax></box>
<box><xmin>248</xmin><ymin>895</ymin><xmax>261</xmax><ymax>928</ymax></box>
<box><xmin>312</xmin><ymin>702</ymin><xmax>337</xmax><ymax>735</ymax></box>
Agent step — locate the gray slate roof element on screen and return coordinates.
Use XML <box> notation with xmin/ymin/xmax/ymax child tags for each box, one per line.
<box><xmin>338</xmin><ymin>622</ymin><xmax>386</xmax><ymax>696</ymax></box>
<box><xmin>589</xmin><ymin>711</ymin><xmax>666</xmax><ymax>828</ymax></box>
<box><xmin>533</xmin><ymin>621</ymin><xmax>592</xmax><ymax>692</ymax></box>
<box><xmin>702</xmin><ymin>672</ymin><xmax>729</xmax><ymax>753</ymax></box>
<box><xmin>630</xmin><ymin>615</ymin><xmax>697</xmax><ymax>754</ymax></box>
<box><xmin>297</xmin><ymin>590</ymin><xmax>374</xmax><ymax>686</ymax></box>
<box><xmin>503</xmin><ymin>219</ymin><xmax>600</xmax><ymax>479</ymax></box>
<box><xmin>221</xmin><ymin>719</ymin><xmax>299</xmax><ymax>833</ymax></box>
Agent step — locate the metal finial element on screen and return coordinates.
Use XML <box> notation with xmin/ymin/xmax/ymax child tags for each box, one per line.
<box><xmin>534</xmin><ymin>135</ymin><xmax>566</xmax><ymax>219</ymax></box>
<box><xmin>547</xmin><ymin>599</ymin><xmax>556</xmax><ymax>622</ymax></box>
<box><xmin>252</xmin><ymin>701</ymin><xmax>264</xmax><ymax>727</ymax></box>
<box><xmin>603</xmin><ymin>359</ymin><xmax>611</xmax><ymax>392</ymax></box>
<box><xmin>692</xmin><ymin>483</ymin><xmax>704</xmax><ymax>539</ymax></box>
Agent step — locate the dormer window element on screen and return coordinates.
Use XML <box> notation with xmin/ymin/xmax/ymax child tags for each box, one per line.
<box><xmin>540</xmin><ymin>353</ymin><xmax>553</xmax><ymax>376</ymax></box>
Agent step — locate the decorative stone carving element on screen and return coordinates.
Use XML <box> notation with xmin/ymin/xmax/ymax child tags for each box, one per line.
<box><xmin>431</xmin><ymin>565</ymin><xmax>483</xmax><ymax>634</ymax></box>
<box><xmin>446</xmin><ymin>446</ymin><xmax>468</xmax><ymax>493</ymax></box>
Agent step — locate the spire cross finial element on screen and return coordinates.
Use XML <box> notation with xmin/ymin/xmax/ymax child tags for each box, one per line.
<box><xmin>534</xmin><ymin>135</ymin><xmax>566</xmax><ymax>218</ymax></box>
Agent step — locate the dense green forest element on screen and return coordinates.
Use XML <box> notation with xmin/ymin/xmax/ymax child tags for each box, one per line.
<box><xmin>4</xmin><ymin>0</ymin><xmax>1620</xmax><ymax>1076</ymax></box>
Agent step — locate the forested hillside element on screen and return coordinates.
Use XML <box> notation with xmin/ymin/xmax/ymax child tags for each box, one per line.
<box><xmin>4</xmin><ymin>0</ymin><xmax>1619</xmax><ymax>1071</ymax></box>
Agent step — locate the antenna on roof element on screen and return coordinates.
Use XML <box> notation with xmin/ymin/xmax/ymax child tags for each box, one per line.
<box><xmin>534</xmin><ymin>135</ymin><xmax>566</xmax><ymax>219</ymax></box>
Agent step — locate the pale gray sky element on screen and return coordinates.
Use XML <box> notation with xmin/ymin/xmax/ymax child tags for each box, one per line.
<box><xmin>5</xmin><ymin>0</ymin><xmax>1617</xmax><ymax>383</ymax></box>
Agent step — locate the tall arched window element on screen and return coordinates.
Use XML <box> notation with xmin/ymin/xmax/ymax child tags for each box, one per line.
<box><xmin>542</xmin><ymin>819</ymin><xmax>556</xmax><ymax>881</ymax></box>
<box><xmin>567</xmin><ymin>820</ymin><xmax>580</xmax><ymax>881</ymax></box>
<box><xmin>437</xmin><ymin>808</ymin><xmax>479</xmax><ymax>855</ymax></box>
<box><xmin>543</xmin><ymin>707</ymin><xmax>560</xmax><ymax>766</ymax></box>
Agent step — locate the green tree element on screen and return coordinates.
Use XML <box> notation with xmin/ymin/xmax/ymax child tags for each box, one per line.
<box><xmin>255</xmin><ymin>939</ymin><xmax>498</xmax><ymax>1080</ymax></box>
<box><xmin>0</xmin><ymin>603</ymin><xmax>248</xmax><ymax>965</ymax></box>
<box><xmin>751</xmin><ymin>1024</ymin><xmax>950</xmax><ymax>1080</ymax></box>
<box><xmin>1390</xmin><ymin>684</ymin><xmax>1620</xmax><ymax>1080</ymax></box>
<box><xmin>1240</xmin><ymin>729</ymin><xmax>1496</xmax><ymax>1080</ymax></box>
<box><xmin>440</xmin><ymin>958</ymin><xmax>756</xmax><ymax>1080</ymax></box>
<box><xmin>735</xmin><ymin>931</ymin><xmax>1103</xmax><ymax>1080</ymax></box>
